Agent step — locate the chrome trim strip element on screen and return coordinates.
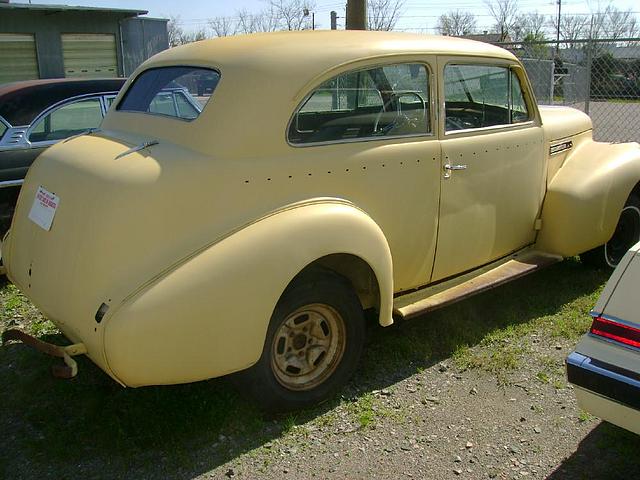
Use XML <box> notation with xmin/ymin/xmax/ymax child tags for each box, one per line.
<box><xmin>567</xmin><ymin>351</ymin><xmax>640</xmax><ymax>410</ymax></box>
<box><xmin>288</xmin><ymin>131</ymin><xmax>436</xmax><ymax>148</ymax></box>
<box><xmin>443</xmin><ymin>120</ymin><xmax>535</xmax><ymax>136</ymax></box>
<box><xmin>568</xmin><ymin>351</ymin><xmax>640</xmax><ymax>385</ymax></box>
<box><xmin>549</xmin><ymin>140</ymin><xmax>573</xmax><ymax>155</ymax></box>
<box><xmin>0</xmin><ymin>179</ymin><xmax>24</xmax><ymax>189</ymax></box>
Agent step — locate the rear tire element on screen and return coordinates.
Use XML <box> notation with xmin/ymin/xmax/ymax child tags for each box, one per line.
<box><xmin>237</xmin><ymin>270</ymin><xmax>365</xmax><ymax>412</ymax></box>
<box><xmin>580</xmin><ymin>192</ymin><xmax>640</xmax><ymax>269</ymax></box>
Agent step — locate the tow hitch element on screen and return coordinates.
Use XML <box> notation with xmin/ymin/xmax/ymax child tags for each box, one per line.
<box><xmin>2</xmin><ymin>329</ymin><xmax>87</xmax><ymax>378</ymax></box>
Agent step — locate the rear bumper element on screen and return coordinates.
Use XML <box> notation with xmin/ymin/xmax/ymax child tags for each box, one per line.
<box><xmin>567</xmin><ymin>351</ymin><xmax>640</xmax><ymax>434</ymax></box>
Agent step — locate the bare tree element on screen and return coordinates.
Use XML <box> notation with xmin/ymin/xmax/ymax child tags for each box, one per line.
<box><xmin>268</xmin><ymin>0</ymin><xmax>315</xmax><ymax>30</ymax></box>
<box><xmin>437</xmin><ymin>10</ymin><xmax>477</xmax><ymax>36</ymax></box>
<box><xmin>581</xmin><ymin>5</ymin><xmax>639</xmax><ymax>40</ymax></box>
<box><xmin>368</xmin><ymin>0</ymin><xmax>405</xmax><ymax>31</ymax></box>
<box><xmin>485</xmin><ymin>0</ymin><xmax>520</xmax><ymax>41</ymax></box>
<box><xmin>167</xmin><ymin>16</ymin><xmax>207</xmax><ymax>46</ymax></box>
<box><xmin>209</xmin><ymin>16</ymin><xmax>236</xmax><ymax>37</ymax></box>
<box><xmin>549</xmin><ymin>14</ymin><xmax>587</xmax><ymax>42</ymax></box>
<box><xmin>167</xmin><ymin>15</ymin><xmax>186</xmax><ymax>47</ymax></box>
<box><xmin>236</xmin><ymin>8</ymin><xmax>280</xmax><ymax>34</ymax></box>
<box><xmin>603</xmin><ymin>6</ymin><xmax>637</xmax><ymax>39</ymax></box>
<box><xmin>513</xmin><ymin>12</ymin><xmax>547</xmax><ymax>41</ymax></box>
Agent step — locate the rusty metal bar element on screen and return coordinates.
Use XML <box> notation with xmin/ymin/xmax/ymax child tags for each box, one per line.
<box><xmin>1</xmin><ymin>329</ymin><xmax>86</xmax><ymax>378</ymax></box>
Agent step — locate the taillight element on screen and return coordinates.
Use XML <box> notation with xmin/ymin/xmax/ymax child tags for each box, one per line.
<box><xmin>590</xmin><ymin>316</ymin><xmax>640</xmax><ymax>349</ymax></box>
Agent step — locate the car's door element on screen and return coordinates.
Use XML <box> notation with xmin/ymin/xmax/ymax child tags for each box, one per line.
<box><xmin>287</xmin><ymin>59</ymin><xmax>442</xmax><ymax>291</ymax></box>
<box><xmin>431</xmin><ymin>57</ymin><xmax>546</xmax><ymax>281</ymax></box>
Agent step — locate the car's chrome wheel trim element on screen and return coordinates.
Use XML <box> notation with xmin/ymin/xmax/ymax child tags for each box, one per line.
<box><xmin>605</xmin><ymin>205</ymin><xmax>640</xmax><ymax>267</ymax></box>
<box><xmin>271</xmin><ymin>303</ymin><xmax>346</xmax><ymax>391</ymax></box>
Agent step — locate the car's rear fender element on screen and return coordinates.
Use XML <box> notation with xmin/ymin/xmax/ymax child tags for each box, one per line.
<box><xmin>102</xmin><ymin>199</ymin><xmax>393</xmax><ymax>387</ymax></box>
<box><xmin>536</xmin><ymin>140</ymin><xmax>640</xmax><ymax>257</ymax></box>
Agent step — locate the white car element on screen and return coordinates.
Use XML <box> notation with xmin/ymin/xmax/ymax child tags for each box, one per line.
<box><xmin>567</xmin><ymin>241</ymin><xmax>640</xmax><ymax>435</ymax></box>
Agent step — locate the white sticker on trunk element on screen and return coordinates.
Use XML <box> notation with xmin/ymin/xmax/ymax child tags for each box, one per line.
<box><xmin>28</xmin><ymin>186</ymin><xmax>60</xmax><ymax>231</ymax></box>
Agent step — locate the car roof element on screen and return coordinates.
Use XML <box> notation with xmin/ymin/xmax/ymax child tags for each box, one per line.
<box><xmin>0</xmin><ymin>78</ymin><xmax>126</xmax><ymax>126</ymax></box>
<box><xmin>145</xmin><ymin>30</ymin><xmax>517</xmax><ymax>89</ymax></box>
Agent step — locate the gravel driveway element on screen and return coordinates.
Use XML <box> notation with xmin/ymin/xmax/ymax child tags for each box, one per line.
<box><xmin>195</xmin><ymin>337</ymin><xmax>636</xmax><ymax>480</ymax></box>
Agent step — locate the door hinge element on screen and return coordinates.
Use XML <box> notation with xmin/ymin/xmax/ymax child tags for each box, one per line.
<box><xmin>534</xmin><ymin>218</ymin><xmax>543</xmax><ymax>231</ymax></box>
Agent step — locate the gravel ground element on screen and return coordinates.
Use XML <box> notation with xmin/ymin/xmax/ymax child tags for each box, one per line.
<box><xmin>190</xmin><ymin>334</ymin><xmax>637</xmax><ymax>480</ymax></box>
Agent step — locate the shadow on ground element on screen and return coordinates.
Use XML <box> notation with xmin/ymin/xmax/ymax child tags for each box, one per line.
<box><xmin>546</xmin><ymin>422</ymin><xmax>640</xmax><ymax>479</ymax></box>
<box><xmin>0</xmin><ymin>259</ymin><xmax>609</xmax><ymax>479</ymax></box>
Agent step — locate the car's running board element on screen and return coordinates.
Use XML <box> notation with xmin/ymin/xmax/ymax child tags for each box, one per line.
<box><xmin>394</xmin><ymin>251</ymin><xmax>562</xmax><ymax>319</ymax></box>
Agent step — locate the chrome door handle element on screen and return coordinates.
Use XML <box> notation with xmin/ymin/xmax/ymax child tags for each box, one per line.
<box><xmin>445</xmin><ymin>163</ymin><xmax>467</xmax><ymax>170</ymax></box>
<box><xmin>443</xmin><ymin>163</ymin><xmax>467</xmax><ymax>179</ymax></box>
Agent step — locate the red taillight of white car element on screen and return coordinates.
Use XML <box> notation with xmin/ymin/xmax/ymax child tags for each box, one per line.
<box><xmin>590</xmin><ymin>315</ymin><xmax>640</xmax><ymax>349</ymax></box>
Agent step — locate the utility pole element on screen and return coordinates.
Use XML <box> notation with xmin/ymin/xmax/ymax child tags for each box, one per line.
<box><xmin>331</xmin><ymin>11</ymin><xmax>337</xmax><ymax>30</ymax></box>
<box><xmin>555</xmin><ymin>0</ymin><xmax>562</xmax><ymax>55</ymax></box>
<box><xmin>346</xmin><ymin>0</ymin><xmax>367</xmax><ymax>30</ymax></box>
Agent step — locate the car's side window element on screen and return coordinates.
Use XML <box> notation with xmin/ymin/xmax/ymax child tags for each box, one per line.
<box><xmin>0</xmin><ymin>120</ymin><xmax>6</xmax><ymax>140</ymax></box>
<box><xmin>175</xmin><ymin>92</ymin><xmax>200</xmax><ymax>120</ymax></box>
<box><xmin>117</xmin><ymin>66</ymin><xmax>216</xmax><ymax>120</ymax></box>
<box><xmin>444</xmin><ymin>64</ymin><xmax>530</xmax><ymax>132</ymax></box>
<box><xmin>510</xmin><ymin>70</ymin><xmax>531</xmax><ymax>123</ymax></box>
<box><xmin>289</xmin><ymin>63</ymin><xmax>431</xmax><ymax>145</ymax></box>
<box><xmin>29</xmin><ymin>98</ymin><xmax>103</xmax><ymax>143</ymax></box>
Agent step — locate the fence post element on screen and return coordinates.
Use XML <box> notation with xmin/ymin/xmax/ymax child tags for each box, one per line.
<box><xmin>584</xmin><ymin>39</ymin><xmax>592</xmax><ymax>115</ymax></box>
<box><xmin>550</xmin><ymin>58</ymin><xmax>555</xmax><ymax>104</ymax></box>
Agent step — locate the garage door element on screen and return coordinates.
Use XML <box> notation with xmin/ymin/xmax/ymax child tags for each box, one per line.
<box><xmin>0</xmin><ymin>34</ymin><xmax>39</xmax><ymax>84</ymax></box>
<box><xmin>62</xmin><ymin>33</ymin><xmax>118</xmax><ymax>78</ymax></box>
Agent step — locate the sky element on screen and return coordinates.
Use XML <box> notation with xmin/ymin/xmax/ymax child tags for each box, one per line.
<box><xmin>12</xmin><ymin>0</ymin><xmax>640</xmax><ymax>34</ymax></box>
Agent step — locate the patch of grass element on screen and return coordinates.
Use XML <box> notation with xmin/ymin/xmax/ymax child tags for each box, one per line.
<box><xmin>536</xmin><ymin>371</ymin><xmax>550</xmax><ymax>383</ymax></box>
<box><xmin>578</xmin><ymin>410</ymin><xmax>596</xmax><ymax>423</ymax></box>
<box><xmin>345</xmin><ymin>392</ymin><xmax>384</xmax><ymax>429</ymax></box>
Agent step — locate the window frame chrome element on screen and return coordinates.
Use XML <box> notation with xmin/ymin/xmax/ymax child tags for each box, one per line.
<box><xmin>442</xmin><ymin>62</ymin><xmax>536</xmax><ymax>137</ymax></box>
<box><xmin>25</xmin><ymin>92</ymin><xmax>117</xmax><ymax>146</ymax></box>
<box><xmin>286</xmin><ymin>60</ymin><xmax>437</xmax><ymax>148</ymax></box>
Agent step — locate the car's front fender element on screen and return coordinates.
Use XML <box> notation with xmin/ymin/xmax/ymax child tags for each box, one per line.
<box><xmin>536</xmin><ymin>140</ymin><xmax>640</xmax><ymax>257</ymax></box>
<box><xmin>102</xmin><ymin>199</ymin><xmax>393</xmax><ymax>387</ymax></box>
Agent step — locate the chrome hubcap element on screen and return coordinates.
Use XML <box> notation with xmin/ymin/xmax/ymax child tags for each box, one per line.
<box><xmin>271</xmin><ymin>303</ymin><xmax>346</xmax><ymax>391</ymax></box>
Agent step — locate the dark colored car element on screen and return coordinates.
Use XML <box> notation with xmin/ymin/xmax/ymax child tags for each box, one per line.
<box><xmin>0</xmin><ymin>78</ymin><xmax>126</xmax><ymax>235</ymax></box>
<box><xmin>0</xmin><ymin>78</ymin><xmax>203</xmax><ymax>236</ymax></box>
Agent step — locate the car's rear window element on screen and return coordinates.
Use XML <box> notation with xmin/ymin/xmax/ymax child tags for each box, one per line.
<box><xmin>117</xmin><ymin>66</ymin><xmax>219</xmax><ymax>121</ymax></box>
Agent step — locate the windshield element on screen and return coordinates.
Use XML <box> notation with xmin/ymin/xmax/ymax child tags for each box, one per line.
<box><xmin>117</xmin><ymin>66</ymin><xmax>219</xmax><ymax>121</ymax></box>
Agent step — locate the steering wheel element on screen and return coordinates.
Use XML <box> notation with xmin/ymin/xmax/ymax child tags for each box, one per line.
<box><xmin>373</xmin><ymin>92</ymin><xmax>426</xmax><ymax>135</ymax></box>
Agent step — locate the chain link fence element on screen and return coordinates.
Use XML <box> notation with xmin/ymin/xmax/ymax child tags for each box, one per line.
<box><xmin>497</xmin><ymin>38</ymin><xmax>640</xmax><ymax>143</ymax></box>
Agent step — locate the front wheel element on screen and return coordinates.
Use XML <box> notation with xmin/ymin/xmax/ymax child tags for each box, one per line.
<box><xmin>580</xmin><ymin>192</ymin><xmax>640</xmax><ymax>268</ymax></box>
<box><xmin>237</xmin><ymin>271</ymin><xmax>365</xmax><ymax>412</ymax></box>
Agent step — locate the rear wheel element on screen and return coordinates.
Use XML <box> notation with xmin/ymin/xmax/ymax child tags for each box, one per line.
<box><xmin>580</xmin><ymin>192</ymin><xmax>640</xmax><ymax>268</ymax></box>
<box><xmin>238</xmin><ymin>271</ymin><xmax>365</xmax><ymax>412</ymax></box>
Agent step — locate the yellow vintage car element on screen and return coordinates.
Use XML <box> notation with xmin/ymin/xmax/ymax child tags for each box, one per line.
<box><xmin>2</xmin><ymin>31</ymin><xmax>640</xmax><ymax>410</ymax></box>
